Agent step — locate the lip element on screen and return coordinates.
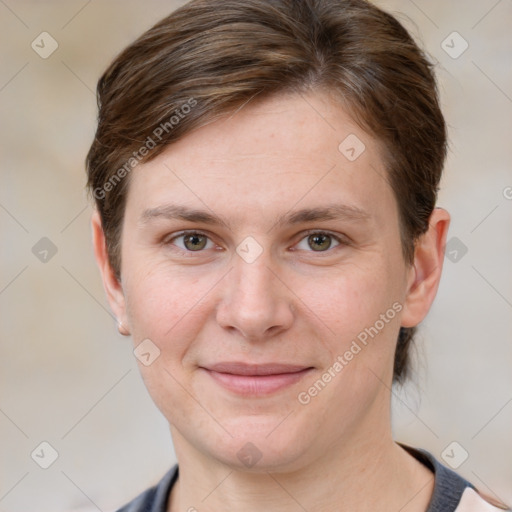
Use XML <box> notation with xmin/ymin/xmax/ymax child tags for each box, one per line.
<box><xmin>200</xmin><ymin>362</ymin><xmax>314</xmax><ymax>396</ymax></box>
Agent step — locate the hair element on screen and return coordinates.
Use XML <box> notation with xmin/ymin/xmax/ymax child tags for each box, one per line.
<box><xmin>86</xmin><ymin>0</ymin><xmax>447</xmax><ymax>384</ymax></box>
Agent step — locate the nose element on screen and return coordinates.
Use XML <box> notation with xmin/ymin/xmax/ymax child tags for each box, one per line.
<box><xmin>215</xmin><ymin>250</ymin><xmax>295</xmax><ymax>341</ymax></box>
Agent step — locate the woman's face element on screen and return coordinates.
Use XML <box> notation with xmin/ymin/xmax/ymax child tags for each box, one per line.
<box><xmin>100</xmin><ymin>91</ymin><xmax>424</xmax><ymax>471</ymax></box>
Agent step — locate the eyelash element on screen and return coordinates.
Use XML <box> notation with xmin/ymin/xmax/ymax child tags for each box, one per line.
<box><xmin>162</xmin><ymin>230</ymin><xmax>350</xmax><ymax>255</ymax></box>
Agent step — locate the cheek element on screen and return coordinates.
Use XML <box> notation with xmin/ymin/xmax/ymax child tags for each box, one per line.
<box><xmin>293</xmin><ymin>263</ymin><xmax>403</xmax><ymax>428</ymax></box>
<box><xmin>123</xmin><ymin>261</ymin><xmax>216</xmax><ymax>358</ymax></box>
<box><xmin>122</xmin><ymin>265</ymin><xmax>217</xmax><ymax>420</ymax></box>
<box><xmin>304</xmin><ymin>260</ymin><xmax>403</xmax><ymax>342</ymax></box>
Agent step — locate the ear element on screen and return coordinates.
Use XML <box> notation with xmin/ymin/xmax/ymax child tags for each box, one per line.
<box><xmin>91</xmin><ymin>210</ymin><xmax>130</xmax><ymax>334</ymax></box>
<box><xmin>401</xmin><ymin>207</ymin><xmax>451</xmax><ymax>328</ymax></box>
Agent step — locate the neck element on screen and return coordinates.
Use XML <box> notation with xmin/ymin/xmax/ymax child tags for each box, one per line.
<box><xmin>167</xmin><ymin>420</ymin><xmax>434</xmax><ymax>512</ymax></box>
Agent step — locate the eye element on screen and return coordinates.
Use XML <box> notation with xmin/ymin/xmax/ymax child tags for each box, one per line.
<box><xmin>294</xmin><ymin>231</ymin><xmax>345</xmax><ymax>252</ymax></box>
<box><xmin>165</xmin><ymin>231</ymin><xmax>215</xmax><ymax>252</ymax></box>
<box><xmin>163</xmin><ymin>230</ymin><xmax>347</xmax><ymax>254</ymax></box>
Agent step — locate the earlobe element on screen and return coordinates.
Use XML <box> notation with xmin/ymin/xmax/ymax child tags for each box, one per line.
<box><xmin>91</xmin><ymin>210</ymin><xmax>130</xmax><ymax>335</ymax></box>
<box><xmin>117</xmin><ymin>320</ymin><xmax>131</xmax><ymax>336</ymax></box>
<box><xmin>401</xmin><ymin>208</ymin><xmax>451</xmax><ymax>328</ymax></box>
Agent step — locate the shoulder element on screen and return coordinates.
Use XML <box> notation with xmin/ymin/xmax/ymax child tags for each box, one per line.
<box><xmin>115</xmin><ymin>465</ymin><xmax>179</xmax><ymax>512</ymax></box>
<box><xmin>456</xmin><ymin>488</ymin><xmax>511</xmax><ymax>512</ymax></box>
<box><xmin>401</xmin><ymin>444</ymin><xmax>510</xmax><ymax>512</ymax></box>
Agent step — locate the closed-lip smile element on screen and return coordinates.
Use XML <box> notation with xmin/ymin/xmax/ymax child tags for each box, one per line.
<box><xmin>200</xmin><ymin>362</ymin><xmax>314</xmax><ymax>395</ymax></box>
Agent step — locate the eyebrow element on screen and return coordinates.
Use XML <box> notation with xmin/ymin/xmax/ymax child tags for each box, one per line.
<box><xmin>139</xmin><ymin>203</ymin><xmax>371</xmax><ymax>229</ymax></box>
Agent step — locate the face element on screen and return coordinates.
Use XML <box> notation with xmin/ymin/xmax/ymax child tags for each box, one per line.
<box><xmin>94</xmin><ymin>90</ymin><xmax>446</xmax><ymax>472</ymax></box>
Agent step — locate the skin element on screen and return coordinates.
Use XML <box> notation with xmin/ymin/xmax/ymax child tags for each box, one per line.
<box><xmin>92</xmin><ymin>90</ymin><xmax>450</xmax><ymax>511</ymax></box>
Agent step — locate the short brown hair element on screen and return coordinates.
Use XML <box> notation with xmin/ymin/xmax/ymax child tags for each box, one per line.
<box><xmin>86</xmin><ymin>0</ymin><xmax>447</xmax><ymax>383</ymax></box>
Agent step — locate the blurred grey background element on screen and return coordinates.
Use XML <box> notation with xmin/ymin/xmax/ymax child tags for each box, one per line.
<box><xmin>0</xmin><ymin>1</ymin><xmax>511</xmax><ymax>510</ymax></box>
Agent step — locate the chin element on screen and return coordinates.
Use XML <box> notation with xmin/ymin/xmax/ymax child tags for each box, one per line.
<box><xmin>199</xmin><ymin>416</ymin><xmax>316</xmax><ymax>473</ymax></box>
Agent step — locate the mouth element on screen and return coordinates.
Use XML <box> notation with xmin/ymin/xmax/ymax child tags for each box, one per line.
<box><xmin>199</xmin><ymin>362</ymin><xmax>314</xmax><ymax>396</ymax></box>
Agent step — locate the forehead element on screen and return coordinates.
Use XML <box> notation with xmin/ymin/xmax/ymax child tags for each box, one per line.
<box><xmin>157</xmin><ymin>91</ymin><xmax>366</xmax><ymax>171</ymax></box>
<box><xmin>125</xmin><ymin>91</ymin><xmax>397</xmax><ymax>230</ymax></box>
